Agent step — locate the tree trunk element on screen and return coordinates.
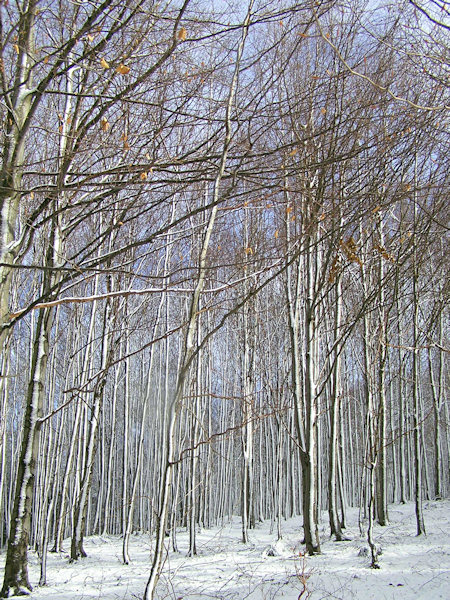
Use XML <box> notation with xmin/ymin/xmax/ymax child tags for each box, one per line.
<box><xmin>413</xmin><ymin>185</ymin><xmax>425</xmax><ymax>536</ymax></box>
<box><xmin>1</xmin><ymin>194</ymin><xmax>61</xmax><ymax>596</ymax></box>
<box><xmin>241</xmin><ymin>285</ymin><xmax>254</xmax><ymax>544</ymax></box>
<box><xmin>328</xmin><ymin>274</ymin><xmax>345</xmax><ymax>540</ymax></box>
<box><xmin>143</xmin><ymin>8</ymin><xmax>252</xmax><ymax>594</ymax></box>
<box><xmin>70</xmin><ymin>299</ymin><xmax>113</xmax><ymax>560</ymax></box>
<box><xmin>376</xmin><ymin>213</ymin><xmax>388</xmax><ymax>525</ymax></box>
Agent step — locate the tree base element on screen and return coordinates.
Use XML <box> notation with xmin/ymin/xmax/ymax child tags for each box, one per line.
<box><xmin>0</xmin><ymin>585</ymin><xmax>32</xmax><ymax>598</ymax></box>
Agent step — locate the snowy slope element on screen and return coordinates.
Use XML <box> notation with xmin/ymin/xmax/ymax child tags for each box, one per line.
<box><xmin>1</xmin><ymin>500</ymin><xmax>449</xmax><ymax>599</ymax></box>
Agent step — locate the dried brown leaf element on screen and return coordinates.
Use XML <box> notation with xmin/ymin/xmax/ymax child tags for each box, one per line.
<box><xmin>116</xmin><ymin>63</ymin><xmax>130</xmax><ymax>75</ymax></box>
<box><xmin>177</xmin><ymin>27</ymin><xmax>187</xmax><ymax>41</ymax></box>
<box><xmin>100</xmin><ymin>117</ymin><xmax>110</xmax><ymax>132</ymax></box>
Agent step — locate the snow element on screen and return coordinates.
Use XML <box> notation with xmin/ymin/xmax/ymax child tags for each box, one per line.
<box><xmin>1</xmin><ymin>500</ymin><xmax>449</xmax><ymax>599</ymax></box>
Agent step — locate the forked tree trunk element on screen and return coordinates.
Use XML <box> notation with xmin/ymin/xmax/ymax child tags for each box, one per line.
<box><xmin>286</xmin><ymin>217</ymin><xmax>321</xmax><ymax>554</ymax></box>
<box><xmin>0</xmin><ymin>9</ymin><xmax>37</xmax><ymax>584</ymax></box>
<box><xmin>301</xmin><ymin>198</ymin><xmax>322</xmax><ymax>555</ymax></box>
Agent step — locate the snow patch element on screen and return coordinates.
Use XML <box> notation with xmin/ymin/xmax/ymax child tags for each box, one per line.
<box><xmin>262</xmin><ymin>539</ymin><xmax>294</xmax><ymax>558</ymax></box>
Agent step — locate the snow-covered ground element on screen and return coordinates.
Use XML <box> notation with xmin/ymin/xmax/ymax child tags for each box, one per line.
<box><xmin>1</xmin><ymin>500</ymin><xmax>449</xmax><ymax>599</ymax></box>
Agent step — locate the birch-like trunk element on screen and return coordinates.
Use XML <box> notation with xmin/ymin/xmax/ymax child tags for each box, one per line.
<box><xmin>0</xmin><ymin>214</ymin><xmax>61</xmax><ymax>596</ymax></box>
<box><xmin>0</xmin><ymin>1</ymin><xmax>37</xmax><ymax>351</ymax></box>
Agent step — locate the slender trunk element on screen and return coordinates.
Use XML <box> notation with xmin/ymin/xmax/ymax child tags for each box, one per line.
<box><xmin>70</xmin><ymin>298</ymin><xmax>114</xmax><ymax>560</ymax></box>
<box><xmin>428</xmin><ymin>337</ymin><xmax>443</xmax><ymax>499</ymax></box>
<box><xmin>143</xmin><ymin>9</ymin><xmax>253</xmax><ymax>595</ymax></box>
<box><xmin>376</xmin><ymin>214</ymin><xmax>388</xmax><ymax>525</ymax></box>
<box><xmin>360</xmin><ymin>222</ymin><xmax>379</xmax><ymax>566</ymax></box>
<box><xmin>328</xmin><ymin>274</ymin><xmax>345</xmax><ymax>540</ymax></box>
<box><xmin>241</xmin><ymin>279</ymin><xmax>254</xmax><ymax>543</ymax></box>
<box><xmin>276</xmin><ymin>417</ymin><xmax>283</xmax><ymax>540</ymax></box>
<box><xmin>367</xmin><ymin>463</ymin><xmax>380</xmax><ymax>569</ymax></box>
<box><xmin>413</xmin><ymin>188</ymin><xmax>425</xmax><ymax>536</ymax></box>
<box><xmin>301</xmin><ymin>200</ymin><xmax>321</xmax><ymax>555</ymax></box>
<box><xmin>397</xmin><ymin>296</ymin><xmax>407</xmax><ymax>504</ymax></box>
<box><xmin>187</xmin><ymin>326</ymin><xmax>202</xmax><ymax>557</ymax></box>
<box><xmin>122</xmin><ymin>332</ymin><xmax>130</xmax><ymax>539</ymax></box>
<box><xmin>0</xmin><ymin>344</ymin><xmax>12</xmax><ymax>549</ymax></box>
<box><xmin>102</xmin><ymin>363</ymin><xmax>120</xmax><ymax>535</ymax></box>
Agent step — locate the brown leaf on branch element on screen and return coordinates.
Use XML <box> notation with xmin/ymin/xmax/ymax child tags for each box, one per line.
<box><xmin>374</xmin><ymin>243</ymin><xmax>394</xmax><ymax>262</ymax></box>
<box><xmin>100</xmin><ymin>117</ymin><xmax>110</xmax><ymax>132</ymax></box>
<box><xmin>328</xmin><ymin>256</ymin><xmax>339</xmax><ymax>283</ymax></box>
<box><xmin>340</xmin><ymin>237</ymin><xmax>362</xmax><ymax>266</ymax></box>
<box><xmin>177</xmin><ymin>27</ymin><xmax>187</xmax><ymax>41</ymax></box>
<box><xmin>116</xmin><ymin>63</ymin><xmax>130</xmax><ymax>75</ymax></box>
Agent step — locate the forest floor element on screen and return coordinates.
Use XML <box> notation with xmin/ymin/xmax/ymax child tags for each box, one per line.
<box><xmin>1</xmin><ymin>500</ymin><xmax>449</xmax><ymax>599</ymax></box>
